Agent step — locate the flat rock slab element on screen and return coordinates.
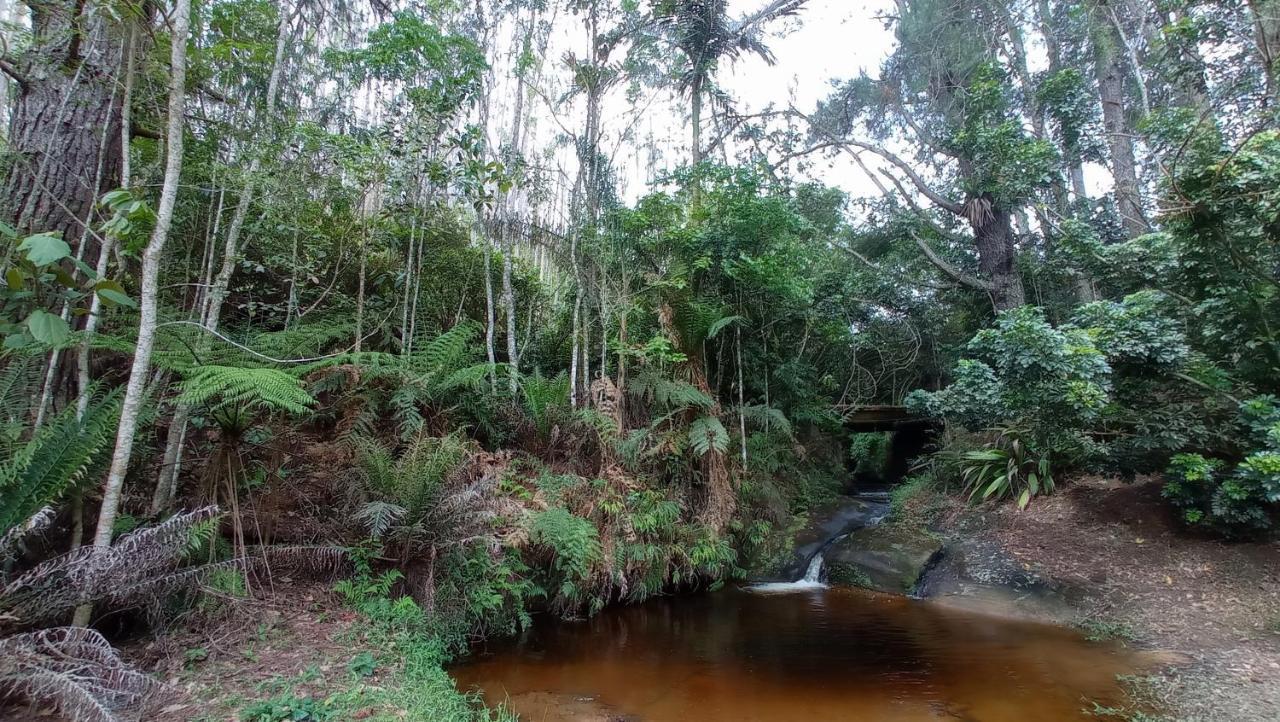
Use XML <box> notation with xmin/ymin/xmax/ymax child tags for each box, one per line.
<box><xmin>826</xmin><ymin>523</ymin><xmax>943</xmax><ymax>594</ymax></box>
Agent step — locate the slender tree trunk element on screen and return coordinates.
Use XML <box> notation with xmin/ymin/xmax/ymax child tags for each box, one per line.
<box><xmin>354</xmin><ymin>228</ymin><xmax>367</xmax><ymax>353</ymax></box>
<box><xmin>80</xmin><ymin>0</ymin><xmax>191</xmax><ymax>624</ymax></box>
<box><xmin>481</xmin><ymin>223</ymin><xmax>498</xmax><ymax>393</ymax></box>
<box><xmin>690</xmin><ymin>74</ymin><xmax>703</xmax><ymax>166</ymax></box>
<box><xmin>502</xmin><ymin>244</ymin><xmax>519</xmax><ymax>394</ymax></box>
<box><xmin>1090</xmin><ymin>6</ymin><xmax>1149</xmax><ymax>238</ymax></box>
<box><xmin>154</xmin><ymin>2</ymin><xmax>291</xmax><ymax>509</ymax></box>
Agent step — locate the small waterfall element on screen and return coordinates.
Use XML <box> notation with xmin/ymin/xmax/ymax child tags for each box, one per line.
<box><xmin>801</xmin><ymin>553</ymin><xmax>824</xmax><ymax>583</ymax></box>
<box><xmin>749</xmin><ymin>551</ymin><xmax>828</xmax><ymax>592</ymax></box>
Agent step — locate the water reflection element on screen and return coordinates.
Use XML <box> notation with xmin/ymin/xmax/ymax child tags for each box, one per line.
<box><xmin>453</xmin><ymin>586</ymin><xmax>1136</xmax><ymax>721</ymax></box>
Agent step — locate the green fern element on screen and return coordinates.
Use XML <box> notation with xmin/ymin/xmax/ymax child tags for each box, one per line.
<box><xmin>628</xmin><ymin>370</ymin><xmax>714</xmax><ymax>410</ymax></box>
<box><xmin>0</xmin><ymin>357</ymin><xmax>41</xmax><ymax>454</ymax></box>
<box><xmin>737</xmin><ymin>403</ymin><xmax>792</xmax><ymax>437</ymax></box>
<box><xmin>0</xmin><ymin>387</ymin><xmax>122</xmax><ymax>535</ymax></box>
<box><xmin>688</xmin><ymin>415</ymin><xmax>729</xmax><ymax>457</ymax></box>
<box><xmin>177</xmin><ymin>366</ymin><xmax>314</xmax><ymax>433</ymax></box>
<box><xmin>522</xmin><ymin>371</ymin><xmax>570</xmax><ymax>440</ymax></box>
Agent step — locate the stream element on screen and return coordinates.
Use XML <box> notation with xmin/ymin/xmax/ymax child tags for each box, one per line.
<box><xmin>452</xmin><ymin>495</ymin><xmax>1139</xmax><ymax>721</ymax></box>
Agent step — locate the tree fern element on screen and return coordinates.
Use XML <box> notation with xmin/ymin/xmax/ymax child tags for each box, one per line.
<box><xmin>737</xmin><ymin>403</ymin><xmax>793</xmax><ymax>437</ymax></box>
<box><xmin>177</xmin><ymin>365</ymin><xmax>314</xmax><ymax>430</ymax></box>
<box><xmin>628</xmin><ymin>370</ymin><xmax>714</xmax><ymax>410</ymax></box>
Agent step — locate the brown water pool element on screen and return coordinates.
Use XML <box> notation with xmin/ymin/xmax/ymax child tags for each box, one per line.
<box><xmin>452</xmin><ymin>585</ymin><xmax>1140</xmax><ymax>721</ymax></box>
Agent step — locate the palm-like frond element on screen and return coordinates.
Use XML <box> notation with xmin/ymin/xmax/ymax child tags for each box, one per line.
<box><xmin>177</xmin><ymin>366</ymin><xmax>315</xmax><ymax>430</ymax></box>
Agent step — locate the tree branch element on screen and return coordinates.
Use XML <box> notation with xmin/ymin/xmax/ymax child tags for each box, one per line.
<box><xmin>908</xmin><ymin>230</ymin><xmax>992</xmax><ymax>291</ymax></box>
<box><xmin>788</xmin><ymin>107</ymin><xmax>965</xmax><ymax>215</ymax></box>
<box><xmin>0</xmin><ymin>56</ymin><xmax>29</xmax><ymax>92</ymax></box>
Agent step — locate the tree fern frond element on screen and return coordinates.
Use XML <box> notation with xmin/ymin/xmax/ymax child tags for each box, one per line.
<box><xmin>177</xmin><ymin>366</ymin><xmax>315</xmax><ymax>420</ymax></box>
<box><xmin>737</xmin><ymin>403</ymin><xmax>792</xmax><ymax>437</ymax></box>
<box><xmin>688</xmin><ymin>415</ymin><xmax>729</xmax><ymax>457</ymax></box>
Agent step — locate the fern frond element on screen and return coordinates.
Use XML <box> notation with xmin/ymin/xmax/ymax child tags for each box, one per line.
<box><xmin>737</xmin><ymin>403</ymin><xmax>793</xmax><ymax>437</ymax></box>
<box><xmin>688</xmin><ymin>415</ymin><xmax>729</xmax><ymax>457</ymax></box>
<box><xmin>0</xmin><ymin>388</ymin><xmax>122</xmax><ymax>534</ymax></box>
<box><xmin>177</xmin><ymin>366</ymin><xmax>314</xmax><ymax>418</ymax></box>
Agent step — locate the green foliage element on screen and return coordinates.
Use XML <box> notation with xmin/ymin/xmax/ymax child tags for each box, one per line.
<box><xmin>911</xmin><ymin>307</ymin><xmax>1110</xmax><ymax>465</ymax></box>
<box><xmin>0</xmin><ymin>386</ymin><xmax>122</xmax><ymax>534</ymax></box>
<box><xmin>1162</xmin><ymin>397</ymin><xmax>1280</xmax><ymax>535</ymax></box>
<box><xmin>687</xmin><ymin>414</ymin><xmax>729</xmax><ymax>456</ymax></box>
<box><xmin>530</xmin><ymin>507</ymin><xmax>601</xmax><ymax>611</ymax></box>
<box><xmin>521</xmin><ymin>371</ymin><xmax>570</xmax><ymax>441</ymax></box>
<box><xmin>178</xmin><ymin>365</ymin><xmax>314</xmax><ymax>434</ymax></box>
<box><xmin>1071</xmin><ymin>292</ymin><xmax>1189</xmax><ymax>370</ymax></box>
<box><xmin>958</xmin><ymin>427</ymin><xmax>1055</xmax><ymax>509</ymax></box>
<box><xmin>240</xmin><ymin>693</ymin><xmax>336</xmax><ymax>722</ymax></box>
<box><xmin>849</xmin><ymin>432</ymin><xmax>891</xmax><ymax>479</ymax></box>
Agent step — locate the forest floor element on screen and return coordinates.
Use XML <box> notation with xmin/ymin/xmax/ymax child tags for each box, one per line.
<box><xmin>931</xmin><ymin>475</ymin><xmax>1280</xmax><ymax>722</ymax></box>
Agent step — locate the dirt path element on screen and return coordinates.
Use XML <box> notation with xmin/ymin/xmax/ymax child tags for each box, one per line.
<box><xmin>937</xmin><ymin>476</ymin><xmax>1280</xmax><ymax>721</ymax></box>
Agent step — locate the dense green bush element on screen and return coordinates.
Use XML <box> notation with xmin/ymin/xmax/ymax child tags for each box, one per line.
<box><xmin>907</xmin><ymin>306</ymin><xmax>1110</xmax><ymax>468</ymax></box>
<box><xmin>1162</xmin><ymin>396</ymin><xmax>1280</xmax><ymax>535</ymax></box>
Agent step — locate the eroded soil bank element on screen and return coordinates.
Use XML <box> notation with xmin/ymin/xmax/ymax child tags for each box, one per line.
<box><xmin>907</xmin><ymin>476</ymin><xmax>1280</xmax><ymax>722</ymax></box>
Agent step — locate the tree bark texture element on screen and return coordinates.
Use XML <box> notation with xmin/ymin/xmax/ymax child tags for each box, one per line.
<box><xmin>2</xmin><ymin>3</ymin><xmax>141</xmax><ymax>240</ymax></box>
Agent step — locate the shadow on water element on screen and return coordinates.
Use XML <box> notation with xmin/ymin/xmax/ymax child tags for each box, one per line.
<box><xmin>452</xmin><ymin>586</ymin><xmax>1139</xmax><ymax>721</ymax></box>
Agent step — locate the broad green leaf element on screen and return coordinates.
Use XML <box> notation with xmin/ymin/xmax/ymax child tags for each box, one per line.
<box><xmin>18</xmin><ymin>233</ymin><xmax>71</xmax><ymax>266</ymax></box>
<box><xmin>3</xmin><ymin>332</ymin><xmax>31</xmax><ymax>349</ymax></box>
<box><xmin>96</xmin><ymin>287</ymin><xmax>137</xmax><ymax>309</ymax></box>
<box><xmin>26</xmin><ymin>309</ymin><xmax>70</xmax><ymax>345</ymax></box>
<box><xmin>5</xmin><ymin>268</ymin><xmax>24</xmax><ymax>290</ymax></box>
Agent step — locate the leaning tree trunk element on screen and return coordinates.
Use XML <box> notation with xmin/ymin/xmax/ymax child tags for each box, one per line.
<box><xmin>77</xmin><ymin>0</ymin><xmax>192</xmax><ymax>627</ymax></box>
<box><xmin>2</xmin><ymin>3</ymin><xmax>141</xmax><ymax>240</ymax></box>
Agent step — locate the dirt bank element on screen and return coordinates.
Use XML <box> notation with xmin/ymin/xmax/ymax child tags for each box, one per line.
<box><xmin>927</xmin><ymin>476</ymin><xmax>1280</xmax><ymax>721</ymax></box>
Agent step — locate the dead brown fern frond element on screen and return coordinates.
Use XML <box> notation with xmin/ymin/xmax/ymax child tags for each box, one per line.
<box><xmin>0</xmin><ymin>627</ymin><xmax>166</xmax><ymax>722</ymax></box>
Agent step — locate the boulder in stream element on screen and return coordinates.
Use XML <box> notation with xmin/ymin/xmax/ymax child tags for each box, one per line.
<box><xmin>825</xmin><ymin>524</ymin><xmax>943</xmax><ymax>594</ymax></box>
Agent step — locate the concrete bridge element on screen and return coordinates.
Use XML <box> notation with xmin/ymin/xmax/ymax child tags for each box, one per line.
<box><xmin>842</xmin><ymin>405</ymin><xmax>925</xmax><ymax>432</ymax></box>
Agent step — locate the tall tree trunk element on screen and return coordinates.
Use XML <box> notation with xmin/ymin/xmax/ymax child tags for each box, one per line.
<box><xmin>970</xmin><ymin>202</ymin><xmax>1025</xmax><ymax>311</ymax></box>
<box><xmin>2</xmin><ymin>2</ymin><xmax>137</xmax><ymax>240</ymax></box>
<box><xmin>502</xmin><ymin>245</ymin><xmax>519</xmax><ymax>394</ymax></box>
<box><xmin>1250</xmin><ymin>0</ymin><xmax>1280</xmax><ymax>104</ymax></box>
<box><xmin>481</xmin><ymin>223</ymin><xmax>498</xmax><ymax>393</ymax></box>
<box><xmin>152</xmin><ymin>0</ymin><xmax>291</xmax><ymax>511</ymax></box>
<box><xmin>1090</xmin><ymin>5</ymin><xmax>1149</xmax><ymax>238</ymax></box>
<box><xmin>690</xmin><ymin>74</ymin><xmax>703</xmax><ymax>166</ymax></box>
<box><xmin>80</xmin><ymin>0</ymin><xmax>191</xmax><ymax>625</ymax></box>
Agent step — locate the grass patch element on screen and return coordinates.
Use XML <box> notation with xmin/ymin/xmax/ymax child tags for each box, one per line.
<box><xmin>889</xmin><ymin>473</ymin><xmax>948</xmax><ymax>527</ymax></box>
<box><xmin>1086</xmin><ymin>674</ymin><xmax>1182</xmax><ymax>721</ymax></box>
<box><xmin>1078</xmin><ymin>618</ymin><xmax>1141</xmax><ymax>644</ymax></box>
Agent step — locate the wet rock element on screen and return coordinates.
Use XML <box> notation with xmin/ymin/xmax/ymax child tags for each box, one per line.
<box><xmin>825</xmin><ymin>523</ymin><xmax>943</xmax><ymax>594</ymax></box>
<box><xmin>757</xmin><ymin>496</ymin><xmax>889</xmax><ymax>582</ymax></box>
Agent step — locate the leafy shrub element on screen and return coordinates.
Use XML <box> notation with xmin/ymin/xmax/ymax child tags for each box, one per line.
<box><xmin>958</xmin><ymin>427</ymin><xmax>1054</xmax><ymax>508</ymax></box>
<box><xmin>240</xmin><ymin>693</ymin><xmax>336</xmax><ymax>722</ymax></box>
<box><xmin>1162</xmin><ymin>396</ymin><xmax>1280</xmax><ymax>535</ymax></box>
<box><xmin>908</xmin><ymin>307</ymin><xmax>1109</xmax><ymax>466</ymax></box>
<box><xmin>1070</xmin><ymin>291</ymin><xmax>1189</xmax><ymax>371</ymax></box>
<box><xmin>849</xmin><ymin>432</ymin><xmax>891</xmax><ymax>479</ymax></box>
